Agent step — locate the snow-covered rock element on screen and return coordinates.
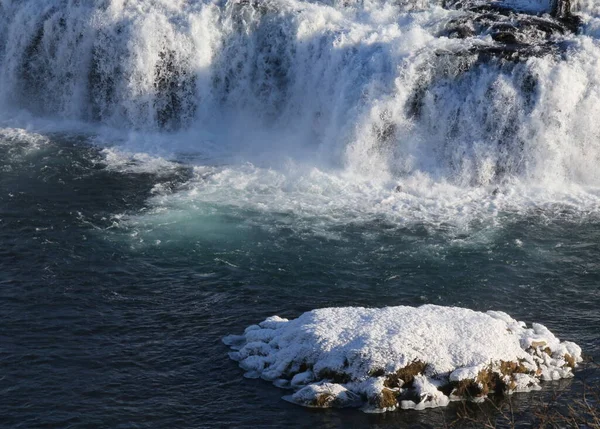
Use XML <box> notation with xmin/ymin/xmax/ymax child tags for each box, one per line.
<box><xmin>223</xmin><ymin>305</ymin><xmax>582</xmax><ymax>412</ymax></box>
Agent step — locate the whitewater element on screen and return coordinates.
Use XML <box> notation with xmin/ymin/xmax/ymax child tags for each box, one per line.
<box><xmin>1</xmin><ymin>0</ymin><xmax>600</xmax><ymax>233</ymax></box>
<box><xmin>1</xmin><ymin>0</ymin><xmax>599</xmax><ymax>426</ymax></box>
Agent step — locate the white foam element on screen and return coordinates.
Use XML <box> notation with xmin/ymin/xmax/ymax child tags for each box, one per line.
<box><xmin>99</xmin><ymin>147</ymin><xmax>181</xmax><ymax>176</ymax></box>
<box><xmin>224</xmin><ymin>305</ymin><xmax>582</xmax><ymax>412</ymax></box>
<box><xmin>118</xmin><ymin>160</ymin><xmax>600</xmax><ymax>246</ymax></box>
<box><xmin>0</xmin><ymin>127</ymin><xmax>51</xmax><ymax>166</ymax></box>
<box><xmin>2</xmin><ymin>1</ymin><xmax>600</xmax><ymax>237</ymax></box>
<box><xmin>0</xmin><ymin>127</ymin><xmax>49</xmax><ymax>148</ymax></box>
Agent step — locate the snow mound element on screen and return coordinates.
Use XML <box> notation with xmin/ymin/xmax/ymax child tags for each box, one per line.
<box><xmin>224</xmin><ymin>305</ymin><xmax>582</xmax><ymax>412</ymax></box>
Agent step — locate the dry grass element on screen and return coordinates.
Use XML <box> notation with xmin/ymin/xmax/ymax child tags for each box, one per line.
<box><xmin>445</xmin><ymin>360</ymin><xmax>600</xmax><ymax>429</ymax></box>
<box><xmin>384</xmin><ymin>360</ymin><xmax>427</xmax><ymax>389</ymax></box>
<box><xmin>564</xmin><ymin>354</ymin><xmax>576</xmax><ymax>369</ymax></box>
<box><xmin>450</xmin><ymin>366</ymin><xmax>502</xmax><ymax>398</ymax></box>
<box><xmin>313</xmin><ymin>393</ymin><xmax>333</xmax><ymax>408</ymax></box>
<box><xmin>498</xmin><ymin>360</ymin><xmax>529</xmax><ymax>377</ymax></box>
<box><xmin>369</xmin><ymin>387</ymin><xmax>399</xmax><ymax>409</ymax></box>
<box><xmin>450</xmin><ymin>360</ymin><xmax>536</xmax><ymax>399</ymax></box>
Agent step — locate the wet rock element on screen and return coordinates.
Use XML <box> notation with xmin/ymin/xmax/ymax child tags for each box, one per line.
<box><xmin>492</xmin><ymin>31</ymin><xmax>518</xmax><ymax>44</ymax></box>
<box><xmin>441</xmin><ymin>0</ymin><xmax>580</xmax><ymax>62</ymax></box>
<box><xmin>153</xmin><ymin>48</ymin><xmax>197</xmax><ymax>131</ymax></box>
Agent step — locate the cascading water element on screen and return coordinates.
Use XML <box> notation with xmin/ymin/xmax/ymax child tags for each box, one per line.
<box><xmin>1</xmin><ymin>0</ymin><xmax>599</xmax><ymax>191</ymax></box>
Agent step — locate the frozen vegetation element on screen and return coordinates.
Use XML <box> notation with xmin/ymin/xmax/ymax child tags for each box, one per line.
<box><xmin>224</xmin><ymin>305</ymin><xmax>582</xmax><ymax>412</ymax></box>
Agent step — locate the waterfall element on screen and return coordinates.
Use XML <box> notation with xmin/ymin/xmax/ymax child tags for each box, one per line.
<box><xmin>1</xmin><ymin>0</ymin><xmax>599</xmax><ymax>186</ymax></box>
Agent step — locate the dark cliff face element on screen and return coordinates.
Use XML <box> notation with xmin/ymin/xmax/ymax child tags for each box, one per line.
<box><xmin>552</xmin><ymin>0</ymin><xmax>572</xmax><ymax>19</ymax></box>
<box><xmin>441</xmin><ymin>0</ymin><xmax>580</xmax><ymax>61</ymax></box>
<box><xmin>551</xmin><ymin>0</ymin><xmax>581</xmax><ymax>32</ymax></box>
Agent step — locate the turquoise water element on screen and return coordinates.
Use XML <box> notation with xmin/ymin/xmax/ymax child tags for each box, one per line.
<box><xmin>1</xmin><ymin>132</ymin><xmax>598</xmax><ymax>427</ymax></box>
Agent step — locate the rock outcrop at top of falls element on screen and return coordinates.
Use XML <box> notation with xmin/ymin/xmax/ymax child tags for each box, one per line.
<box><xmin>441</xmin><ymin>0</ymin><xmax>580</xmax><ymax>61</ymax></box>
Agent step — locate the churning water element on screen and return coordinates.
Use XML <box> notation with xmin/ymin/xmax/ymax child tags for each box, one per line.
<box><xmin>1</xmin><ymin>0</ymin><xmax>599</xmax><ymax>427</ymax></box>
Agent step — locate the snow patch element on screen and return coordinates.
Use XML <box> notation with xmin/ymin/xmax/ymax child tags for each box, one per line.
<box><xmin>224</xmin><ymin>305</ymin><xmax>582</xmax><ymax>412</ymax></box>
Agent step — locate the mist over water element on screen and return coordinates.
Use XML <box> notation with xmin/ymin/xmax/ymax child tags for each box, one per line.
<box><xmin>1</xmin><ymin>0</ymin><xmax>600</xmax><ymax>427</ymax></box>
<box><xmin>0</xmin><ymin>0</ymin><xmax>599</xmax><ymax>182</ymax></box>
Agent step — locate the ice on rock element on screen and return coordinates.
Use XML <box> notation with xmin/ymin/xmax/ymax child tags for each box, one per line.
<box><xmin>291</xmin><ymin>371</ymin><xmax>315</xmax><ymax>387</ymax></box>
<box><xmin>400</xmin><ymin>375</ymin><xmax>450</xmax><ymax>410</ymax></box>
<box><xmin>287</xmin><ymin>382</ymin><xmax>362</xmax><ymax>408</ymax></box>
<box><xmin>224</xmin><ymin>305</ymin><xmax>582</xmax><ymax>412</ymax></box>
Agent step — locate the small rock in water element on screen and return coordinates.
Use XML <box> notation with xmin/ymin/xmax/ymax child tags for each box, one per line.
<box><xmin>224</xmin><ymin>305</ymin><xmax>582</xmax><ymax>413</ymax></box>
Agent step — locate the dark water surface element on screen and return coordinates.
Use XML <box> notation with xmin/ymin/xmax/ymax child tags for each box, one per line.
<box><xmin>1</xmin><ymin>134</ymin><xmax>599</xmax><ymax>428</ymax></box>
